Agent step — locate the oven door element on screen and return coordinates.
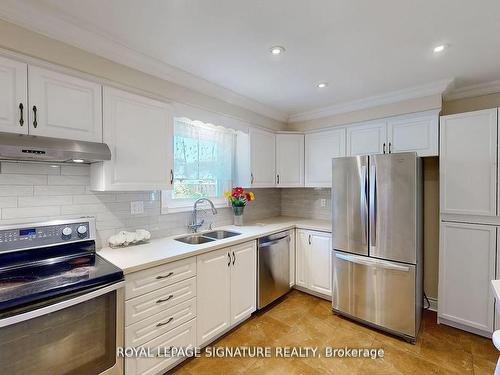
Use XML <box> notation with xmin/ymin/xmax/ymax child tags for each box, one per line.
<box><xmin>0</xmin><ymin>282</ymin><xmax>124</xmax><ymax>375</ymax></box>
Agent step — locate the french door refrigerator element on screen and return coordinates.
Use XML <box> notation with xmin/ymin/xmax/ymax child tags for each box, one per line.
<box><xmin>331</xmin><ymin>152</ymin><xmax>423</xmax><ymax>343</ymax></box>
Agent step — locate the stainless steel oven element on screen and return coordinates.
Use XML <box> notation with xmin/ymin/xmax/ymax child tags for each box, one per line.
<box><xmin>0</xmin><ymin>218</ymin><xmax>124</xmax><ymax>375</ymax></box>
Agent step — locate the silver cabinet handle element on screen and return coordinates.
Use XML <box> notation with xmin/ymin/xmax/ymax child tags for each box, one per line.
<box><xmin>277</xmin><ymin>174</ymin><xmax>280</xmax><ymax>184</ymax></box>
<box><xmin>156</xmin><ymin>294</ymin><xmax>174</xmax><ymax>303</ymax></box>
<box><xmin>382</xmin><ymin>142</ymin><xmax>386</xmax><ymax>154</ymax></box>
<box><xmin>251</xmin><ymin>173</ymin><xmax>254</xmax><ymax>184</ymax></box>
<box><xmin>170</xmin><ymin>169</ymin><xmax>174</xmax><ymax>185</ymax></box>
<box><xmin>227</xmin><ymin>252</ymin><xmax>231</xmax><ymax>267</ymax></box>
<box><xmin>156</xmin><ymin>317</ymin><xmax>174</xmax><ymax>327</ymax></box>
<box><xmin>232</xmin><ymin>251</ymin><xmax>235</xmax><ymax>265</ymax></box>
<box><xmin>308</xmin><ymin>234</ymin><xmax>312</xmax><ymax>245</ymax></box>
<box><xmin>388</xmin><ymin>142</ymin><xmax>392</xmax><ymax>153</ymax></box>
<box><xmin>156</xmin><ymin>271</ymin><xmax>174</xmax><ymax>280</ymax></box>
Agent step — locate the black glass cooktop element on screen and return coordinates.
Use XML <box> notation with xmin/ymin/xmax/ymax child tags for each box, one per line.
<box><xmin>0</xmin><ymin>241</ymin><xmax>123</xmax><ymax>313</ymax></box>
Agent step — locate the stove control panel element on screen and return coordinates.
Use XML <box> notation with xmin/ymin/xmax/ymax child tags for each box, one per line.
<box><xmin>0</xmin><ymin>219</ymin><xmax>95</xmax><ymax>253</ymax></box>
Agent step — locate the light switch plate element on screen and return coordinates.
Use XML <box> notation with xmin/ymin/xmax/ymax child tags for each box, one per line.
<box><xmin>130</xmin><ymin>201</ymin><xmax>144</xmax><ymax>214</ymax></box>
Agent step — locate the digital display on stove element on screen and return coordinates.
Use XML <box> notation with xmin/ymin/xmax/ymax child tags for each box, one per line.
<box><xmin>19</xmin><ymin>228</ymin><xmax>36</xmax><ymax>236</ymax></box>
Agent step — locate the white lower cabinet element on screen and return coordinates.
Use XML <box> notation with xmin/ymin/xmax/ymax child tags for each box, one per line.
<box><xmin>197</xmin><ymin>241</ymin><xmax>256</xmax><ymax>346</ymax></box>
<box><xmin>295</xmin><ymin>229</ymin><xmax>332</xmax><ymax>298</ymax></box>
<box><xmin>124</xmin><ymin>257</ymin><xmax>197</xmax><ymax>375</ymax></box>
<box><xmin>289</xmin><ymin>229</ymin><xmax>296</xmax><ymax>287</ymax></box>
<box><xmin>438</xmin><ymin>221</ymin><xmax>496</xmax><ymax>335</ymax></box>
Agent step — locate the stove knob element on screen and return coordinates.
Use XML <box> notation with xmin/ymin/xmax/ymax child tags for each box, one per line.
<box><xmin>77</xmin><ymin>225</ymin><xmax>88</xmax><ymax>238</ymax></box>
<box><xmin>62</xmin><ymin>227</ymin><xmax>72</xmax><ymax>238</ymax></box>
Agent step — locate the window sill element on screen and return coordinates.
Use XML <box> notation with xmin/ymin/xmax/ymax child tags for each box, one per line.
<box><xmin>160</xmin><ymin>191</ymin><xmax>229</xmax><ymax>214</ymax></box>
<box><xmin>161</xmin><ymin>201</ymin><xmax>229</xmax><ymax>214</ymax></box>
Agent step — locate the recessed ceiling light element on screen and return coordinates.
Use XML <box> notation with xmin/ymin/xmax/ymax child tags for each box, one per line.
<box><xmin>72</xmin><ymin>159</ymin><xmax>84</xmax><ymax>163</ymax></box>
<box><xmin>317</xmin><ymin>82</ymin><xmax>328</xmax><ymax>88</ymax></box>
<box><xmin>270</xmin><ymin>46</ymin><xmax>285</xmax><ymax>55</ymax></box>
<box><xmin>433</xmin><ymin>44</ymin><xmax>447</xmax><ymax>53</ymax></box>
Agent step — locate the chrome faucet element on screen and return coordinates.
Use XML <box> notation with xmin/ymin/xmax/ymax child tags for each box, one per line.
<box><xmin>188</xmin><ymin>198</ymin><xmax>218</xmax><ymax>233</ymax></box>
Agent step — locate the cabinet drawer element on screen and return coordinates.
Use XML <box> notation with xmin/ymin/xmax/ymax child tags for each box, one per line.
<box><xmin>125</xmin><ymin>257</ymin><xmax>196</xmax><ymax>300</ymax></box>
<box><xmin>125</xmin><ymin>298</ymin><xmax>196</xmax><ymax>347</ymax></box>
<box><xmin>126</xmin><ymin>277</ymin><xmax>196</xmax><ymax>325</ymax></box>
<box><xmin>125</xmin><ymin>319</ymin><xmax>196</xmax><ymax>375</ymax></box>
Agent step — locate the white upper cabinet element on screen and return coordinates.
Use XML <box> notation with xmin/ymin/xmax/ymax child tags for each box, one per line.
<box><xmin>28</xmin><ymin>66</ymin><xmax>102</xmax><ymax>142</ymax></box>
<box><xmin>347</xmin><ymin>121</ymin><xmax>387</xmax><ymax>156</ymax></box>
<box><xmin>305</xmin><ymin>128</ymin><xmax>346</xmax><ymax>187</ymax></box>
<box><xmin>229</xmin><ymin>242</ymin><xmax>256</xmax><ymax>325</ymax></box>
<box><xmin>0</xmin><ymin>56</ymin><xmax>27</xmax><ymax>134</ymax></box>
<box><xmin>276</xmin><ymin>133</ymin><xmax>304</xmax><ymax>187</ymax></box>
<box><xmin>438</xmin><ymin>222</ymin><xmax>496</xmax><ymax>333</ymax></box>
<box><xmin>387</xmin><ymin>111</ymin><xmax>438</xmax><ymax>156</ymax></box>
<box><xmin>440</xmin><ymin>109</ymin><xmax>497</xmax><ymax>216</ymax></box>
<box><xmin>250</xmin><ymin>128</ymin><xmax>276</xmax><ymax>187</ymax></box>
<box><xmin>90</xmin><ymin>87</ymin><xmax>173</xmax><ymax>191</ymax></box>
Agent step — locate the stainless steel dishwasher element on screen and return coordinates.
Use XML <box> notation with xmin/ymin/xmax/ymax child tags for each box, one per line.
<box><xmin>257</xmin><ymin>231</ymin><xmax>291</xmax><ymax>309</ymax></box>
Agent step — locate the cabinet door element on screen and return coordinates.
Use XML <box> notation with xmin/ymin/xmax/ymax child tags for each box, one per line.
<box><xmin>230</xmin><ymin>242</ymin><xmax>256</xmax><ymax>325</ymax></box>
<box><xmin>28</xmin><ymin>66</ymin><xmax>102</xmax><ymax>141</ymax></box>
<box><xmin>197</xmin><ymin>248</ymin><xmax>231</xmax><ymax>346</ymax></box>
<box><xmin>308</xmin><ymin>231</ymin><xmax>332</xmax><ymax>296</ymax></box>
<box><xmin>276</xmin><ymin>133</ymin><xmax>304</xmax><ymax>187</ymax></box>
<box><xmin>387</xmin><ymin>112</ymin><xmax>438</xmax><ymax>156</ymax></box>
<box><xmin>438</xmin><ymin>222</ymin><xmax>495</xmax><ymax>333</ymax></box>
<box><xmin>440</xmin><ymin>109</ymin><xmax>497</xmax><ymax>216</ymax></box>
<box><xmin>0</xmin><ymin>56</ymin><xmax>27</xmax><ymax>134</ymax></box>
<box><xmin>250</xmin><ymin>128</ymin><xmax>275</xmax><ymax>187</ymax></box>
<box><xmin>295</xmin><ymin>230</ymin><xmax>309</xmax><ymax>288</ymax></box>
<box><xmin>347</xmin><ymin>121</ymin><xmax>387</xmax><ymax>156</ymax></box>
<box><xmin>91</xmin><ymin>87</ymin><xmax>173</xmax><ymax>191</ymax></box>
<box><xmin>305</xmin><ymin>128</ymin><xmax>346</xmax><ymax>187</ymax></box>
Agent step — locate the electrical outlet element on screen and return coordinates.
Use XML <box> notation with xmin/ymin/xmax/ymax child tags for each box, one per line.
<box><xmin>320</xmin><ymin>199</ymin><xmax>327</xmax><ymax>207</ymax></box>
<box><xmin>130</xmin><ymin>201</ymin><xmax>144</xmax><ymax>215</ymax></box>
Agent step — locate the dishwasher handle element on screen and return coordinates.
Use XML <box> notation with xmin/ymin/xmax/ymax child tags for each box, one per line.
<box><xmin>259</xmin><ymin>238</ymin><xmax>289</xmax><ymax>248</ymax></box>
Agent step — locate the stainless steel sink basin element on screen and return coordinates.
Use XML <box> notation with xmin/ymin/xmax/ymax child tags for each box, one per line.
<box><xmin>203</xmin><ymin>230</ymin><xmax>241</xmax><ymax>240</ymax></box>
<box><xmin>175</xmin><ymin>235</ymin><xmax>215</xmax><ymax>245</ymax></box>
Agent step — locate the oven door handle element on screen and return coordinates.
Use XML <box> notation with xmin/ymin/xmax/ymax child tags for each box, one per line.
<box><xmin>0</xmin><ymin>281</ymin><xmax>125</xmax><ymax>328</ymax></box>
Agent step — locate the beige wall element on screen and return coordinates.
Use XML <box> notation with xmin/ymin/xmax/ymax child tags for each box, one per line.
<box><xmin>288</xmin><ymin>94</ymin><xmax>442</xmax><ymax>131</ymax></box>
<box><xmin>0</xmin><ymin>19</ymin><xmax>285</xmax><ymax>131</ymax></box>
<box><xmin>443</xmin><ymin>92</ymin><xmax>500</xmax><ymax>115</ymax></box>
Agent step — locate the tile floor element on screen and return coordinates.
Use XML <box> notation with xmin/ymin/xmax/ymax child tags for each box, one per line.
<box><xmin>170</xmin><ymin>290</ymin><xmax>497</xmax><ymax>374</ymax></box>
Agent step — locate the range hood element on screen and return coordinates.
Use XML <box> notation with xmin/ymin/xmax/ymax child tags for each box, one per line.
<box><xmin>0</xmin><ymin>132</ymin><xmax>111</xmax><ymax>163</ymax></box>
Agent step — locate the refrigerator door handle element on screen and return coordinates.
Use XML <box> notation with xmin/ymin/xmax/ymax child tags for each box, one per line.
<box><xmin>369</xmin><ymin>164</ymin><xmax>377</xmax><ymax>249</ymax></box>
<box><xmin>335</xmin><ymin>253</ymin><xmax>410</xmax><ymax>272</ymax></box>
<box><xmin>360</xmin><ymin>165</ymin><xmax>368</xmax><ymax>245</ymax></box>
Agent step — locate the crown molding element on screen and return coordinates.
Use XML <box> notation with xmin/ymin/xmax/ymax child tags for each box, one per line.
<box><xmin>445</xmin><ymin>79</ymin><xmax>500</xmax><ymax>101</ymax></box>
<box><xmin>0</xmin><ymin>0</ymin><xmax>288</xmax><ymax>123</ymax></box>
<box><xmin>288</xmin><ymin>78</ymin><xmax>454</xmax><ymax>123</ymax></box>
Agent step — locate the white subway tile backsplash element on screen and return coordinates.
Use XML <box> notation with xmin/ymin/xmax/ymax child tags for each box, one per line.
<box><xmin>0</xmin><ymin>174</ymin><xmax>47</xmax><ymax>185</ymax></box>
<box><xmin>0</xmin><ymin>197</ymin><xmax>17</xmax><ymax>208</ymax></box>
<box><xmin>35</xmin><ymin>185</ymin><xmax>86</xmax><ymax>196</ymax></box>
<box><xmin>1</xmin><ymin>162</ymin><xmax>61</xmax><ymax>175</ymax></box>
<box><xmin>48</xmin><ymin>175</ymin><xmax>90</xmax><ymax>185</ymax></box>
<box><xmin>0</xmin><ymin>185</ymin><xmax>33</xmax><ymax>196</ymax></box>
<box><xmin>0</xmin><ymin>162</ymin><xmax>282</xmax><ymax>248</ymax></box>
<box><xmin>61</xmin><ymin>165</ymin><xmax>90</xmax><ymax>176</ymax></box>
<box><xmin>18</xmin><ymin>195</ymin><xmax>73</xmax><ymax>207</ymax></box>
<box><xmin>2</xmin><ymin>206</ymin><xmax>61</xmax><ymax>219</ymax></box>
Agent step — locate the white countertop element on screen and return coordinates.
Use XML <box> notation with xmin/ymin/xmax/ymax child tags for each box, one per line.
<box><xmin>99</xmin><ymin>216</ymin><xmax>331</xmax><ymax>275</ymax></box>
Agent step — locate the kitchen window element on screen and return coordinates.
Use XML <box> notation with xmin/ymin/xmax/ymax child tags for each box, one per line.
<box><xmin>161</xmin><ymin>117</ymin><xmax>235</xmax><ymax>213</ymax></box>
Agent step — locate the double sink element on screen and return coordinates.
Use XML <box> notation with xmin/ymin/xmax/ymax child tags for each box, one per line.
<box><xmin>175</xmin><ymin>230</ymin><xmax>241</xmax><ymax>245</ymax></box>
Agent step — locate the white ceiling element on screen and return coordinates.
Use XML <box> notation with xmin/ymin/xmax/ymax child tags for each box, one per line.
<box><xmin>4</xmin><ymin>0</ymin><xmax>500</xmax><ymax>120</ymax></box>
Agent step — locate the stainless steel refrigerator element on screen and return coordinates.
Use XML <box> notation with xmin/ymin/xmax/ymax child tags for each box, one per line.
<box><xmin>331</xmin><ymin>152</ymin><xmax>423</xmax><ymax>343</ymax></box>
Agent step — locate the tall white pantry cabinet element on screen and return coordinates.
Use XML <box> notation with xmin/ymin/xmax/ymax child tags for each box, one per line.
<box><xmin>439</xmin><ymin>108</ymin><xmax>499</xmax><ymax>337</ymax></box>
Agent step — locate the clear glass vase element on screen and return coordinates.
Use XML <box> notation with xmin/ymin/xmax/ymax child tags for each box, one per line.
<box><xmin>233</xmin><ymin>206</ymin><xmax>244</xmax><ymax>226</ymax></box>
